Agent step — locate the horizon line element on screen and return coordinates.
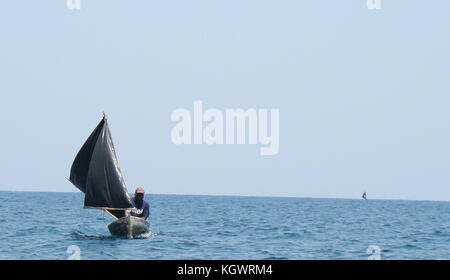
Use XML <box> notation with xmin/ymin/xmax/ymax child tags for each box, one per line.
<box><xmin>0</xmin><ymin>188</ymin><xmax>449</xmax><ymax>203</ymax></box>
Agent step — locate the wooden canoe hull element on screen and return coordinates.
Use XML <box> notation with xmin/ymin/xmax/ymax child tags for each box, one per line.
<box><xmin>107</xmin><ymin>216</ymin><xmax>150</xmax><ymax>238</ymax></box>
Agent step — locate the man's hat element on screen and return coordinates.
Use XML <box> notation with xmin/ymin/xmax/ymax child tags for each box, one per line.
<box><xmin>135</xmin><ymin>187</ymin><xmax>145</xmax><ymax>194</ymax></box>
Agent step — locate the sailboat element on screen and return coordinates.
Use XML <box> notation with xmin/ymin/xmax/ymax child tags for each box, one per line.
<box><xmin>67</xmin><ymin>113</ymin><xmax>150</xmax><ymax>238</ymax></box>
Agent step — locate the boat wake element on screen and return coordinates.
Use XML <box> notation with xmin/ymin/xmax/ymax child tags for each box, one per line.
<box><xmin>70</xmin><ymin>231</ymin><xmax>116</xmax><ymax>241</ymax></box>
<box><xmin>135</xmin><ymin>231</ymin><xmax>157</xmax><ymax>239</ymax></box>
<box><xmin>69</xmin><ymin>229</ymin><xmax>156</xmax><ymax>240</ymax></box>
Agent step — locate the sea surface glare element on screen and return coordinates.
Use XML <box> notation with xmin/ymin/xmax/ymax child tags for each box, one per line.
<box><xmin>0</xmin><ymin>191</ymin><xmax>449</xmax><ymax>260</ymax></box>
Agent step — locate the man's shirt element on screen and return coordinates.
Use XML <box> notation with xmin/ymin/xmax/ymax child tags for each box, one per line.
<box><xmin>131</xmin><ymin>198</ymin><xmax>150</xmax><ymax>219</ymax></box>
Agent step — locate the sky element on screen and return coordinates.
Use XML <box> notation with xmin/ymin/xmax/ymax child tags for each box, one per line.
<box><xmin>0</xmin><ymin>1</ymin><xmax>449</xmax><ymax>201</ymax></box>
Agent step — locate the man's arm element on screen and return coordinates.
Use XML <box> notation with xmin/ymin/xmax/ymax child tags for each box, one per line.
<box><xmin>141</xmin><ymin>203</ymin><xmax>149</xmax><ymax>220</ymax></box>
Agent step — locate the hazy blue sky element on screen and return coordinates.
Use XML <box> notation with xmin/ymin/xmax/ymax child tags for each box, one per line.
<box><xmin>0</xmin><ymin>1</ymin><xmax>449</xmax><ymax>201</ymax></box>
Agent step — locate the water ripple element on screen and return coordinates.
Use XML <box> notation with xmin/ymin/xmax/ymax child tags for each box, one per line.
<box><xmin>0</xmin><ymin>191</ymin><xmax>448</xmax><ymax>259</ymax></box>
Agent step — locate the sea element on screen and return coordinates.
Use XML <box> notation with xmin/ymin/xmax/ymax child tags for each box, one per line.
<box><xmin>0</xmin><ymin>191</ymin><xmax>448</xmax><ymax>260</ymax></box>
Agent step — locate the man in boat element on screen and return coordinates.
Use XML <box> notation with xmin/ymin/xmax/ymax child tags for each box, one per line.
<box><xmin>131</xmin><ymin>187</ymin><xmax>150</xmax><ymax>221</ymax></box>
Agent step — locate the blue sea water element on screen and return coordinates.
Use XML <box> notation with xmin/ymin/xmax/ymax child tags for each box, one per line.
<box><xmin>0</xmin><ymin>191</ymin><xmax>448</xmax><ymax>260</ymax></box>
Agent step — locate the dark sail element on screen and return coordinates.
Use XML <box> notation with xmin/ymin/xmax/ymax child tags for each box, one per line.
<box><xmin>69</xmin><ymin>119</ymin><xmax>104</xmax><ymax>193</ymax></box>
<box><xmin>69</xmin><ymin>116</ymin><xmax>133</xmax><ymax>210</ymax></box>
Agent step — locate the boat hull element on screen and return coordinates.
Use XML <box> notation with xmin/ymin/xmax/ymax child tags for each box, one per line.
<box><xmin>107</xmin><ymin>216</ymin><xmax>150</xmax><ymax>238</ymax></box>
